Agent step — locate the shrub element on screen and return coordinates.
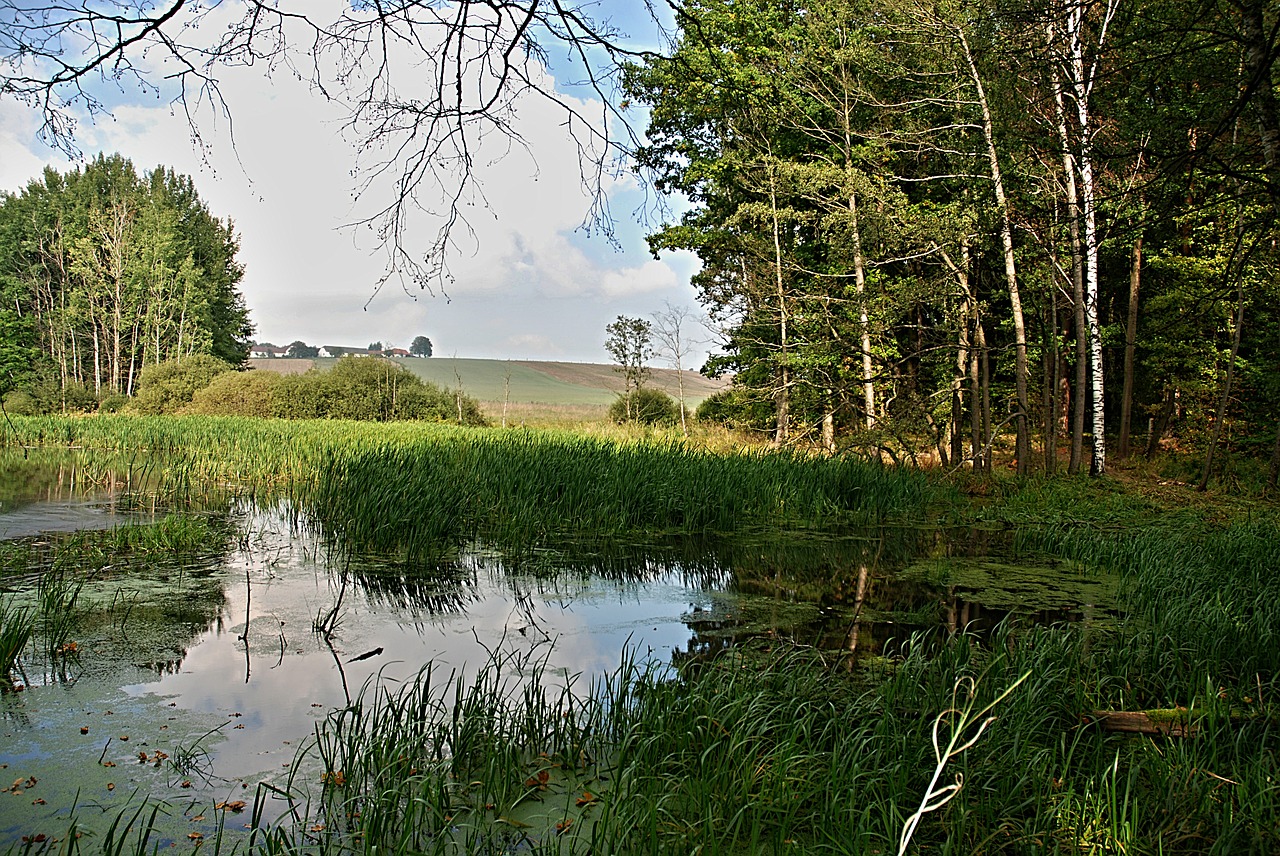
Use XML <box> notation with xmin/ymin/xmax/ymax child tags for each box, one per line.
<box><xmin>695</xmin><ymin>387</ymin><xmax>774</xmax><ymax>430</ymax></box>
<box><xmin>188</xmin><ymin>370</ymin><xmax>281</xmax><ymax>417</ymax></box>
<box><xmin>271</xmin><ymin>356</ymin><xmax>486</xmax><ymax>425</ymax></box>
<box><xmin>2</xmin><ymin>389</ymin><xmax>39</xmax><ymax>415</ymax></box>
<box><xmin>130</xmin><ymin>355</ymin><xmax>235</xmax><ymax>414</ymax></box>
<box><xmin>609</xmin><ymin>387</ymin><xmax>679</xmax><ymax>425</ymax></box>
<box><xmin>97</xmin><ymin>393</ymin><xmax>128</xmax><ymax>413</ymax></box>
<box><xmin>273</xmin><ymin>372</ymin><xmax>332</xmax><ymax>419</ymax></box>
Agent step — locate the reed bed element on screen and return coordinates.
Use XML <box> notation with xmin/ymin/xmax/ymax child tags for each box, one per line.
<box><xmin>6</xmin><ymin>416</ymin><xmax>1280</xmax><ymax>853</ymax></box>
<box><xmin>310</xmin><ymin>430</ymin><xmax>932</xmax><ymax>556</ymax></box>
<box><xmin>2</xmin><ymin>415</ymin><xmax>936</xmax><ymax>554</ymax></box>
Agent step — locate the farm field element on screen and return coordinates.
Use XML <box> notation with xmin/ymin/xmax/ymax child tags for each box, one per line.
<box><xmin>247</xmin><ymin>357</ymin><xmax>729</xmax><ymax>407</ymax></box>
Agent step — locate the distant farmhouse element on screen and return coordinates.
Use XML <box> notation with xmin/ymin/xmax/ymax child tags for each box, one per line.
<box><xmin>250</xmin><ymin>343</ymin><xmax>422</xmax><ymax>358</ymax></box>
<box><xmin>249</xmin><ymin>343</ymin><xmax>288</xmax><ymax>358</ymax></box>
<box><xmin>317</xmin><ymin>345</ymin><xmax>416</xmax><ymax>358</ymax></box>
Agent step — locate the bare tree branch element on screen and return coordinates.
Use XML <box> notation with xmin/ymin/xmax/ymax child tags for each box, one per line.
<box><xmin>1</xmin><ymin>1</ymin><xmax>668</xmax><ymax>295</ymax></box>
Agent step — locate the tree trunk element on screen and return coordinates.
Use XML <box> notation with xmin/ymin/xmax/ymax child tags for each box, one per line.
<box><xmin>850</xmin><ymin>188</ymin><xmax>876</xmax><ymax>431</ymax></box>
<box><xmin>1118</xmin><ymin>231</ymin><xmax>1143</xmax><ymax>458</ymax></box>
<box><xmin>975</xmin><ymin>311</ymin><xmax>993</xmax><ymax>474</ymax></box>
<box><xmin>1198</xmin><ymin>273</ymin><xmax>1246</xmax><ymax>491</ymax></box>
<box><xmin>969</xmin><ymin>324</ymin><xmax>984</xmax><ymax>472</ymax></box>
<box><xmin>1146</xmin><ymin>386</ymin><xmax>1176</xmax><ymax>459</ymax></box>
<box><xmin>1267</xmin><ymin>420</ymin><xmax>1280</xmax><ymax>490</ymax></box>
<box><xmin>959</xmin><ymin>25</ymin><xmax>1029</xmax><ymax>474</ymax></box>
<box><xmin>939</xmin><ymin>242</ymin><xmax>974</xmax><ymax>469</ymax></box>
<box><xmin>768</xmin><ymin>163</ymin><xmax>790</xmax><ymax>446</ymax></box>
<box><xmin>951</xmin><ymin>311</ymin><xmax>968</xmax><ymax>468</ymax></box>
<box><xmin>1044</xmin><ymin>277</ymin><xmax>1060</xmax><ymax>474</ymax></box>
<box><xmin>1069</xmin><ymin>8</ymin><xmax>1108</xmax><ymax>475</ymax></box>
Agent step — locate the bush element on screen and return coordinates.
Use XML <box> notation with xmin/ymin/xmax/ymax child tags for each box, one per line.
<box><xmin>130</xmin><ymin>355</ymin><xmax>235</xmax><ymax>414</ymax></box>
<box><xmin>2</xmin><ymin>389</ymin><xmax>39</xmax><ymax>416</ymax></box>
<box><xmin>695</xmin><ymin>387</ymin><xmax>774</xmax><ymax>430</ymax></box>
<box><xmin>609</xmin><ymin>387</ymin><xmax>679</xmax><ymax>425</ymax></box>
<box><xmin>271</xmin><ymin>356</ymin><xmax>486</xmax><ymax>425</ymax></box>
<box><xmin>273</xmin><ymin>372</ymin><xmax>331</xmax><ymax>419</ymax></box>
<box><xmin>97</xmin><ymin>393</ymin><xmax>128</xmax><ymax>413</ymax></box>
<box><xmin>188</xmin><ymin>370</ymin><xmax>282</xmax><ymax>417</ymax></box>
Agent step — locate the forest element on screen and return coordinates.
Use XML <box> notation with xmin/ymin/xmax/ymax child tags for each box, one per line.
<box><xmin>0</xmin><ymin>154</ymin><xmax>253</xmax><ymax>410</ymax></box>
<box><xmin>630</xmin><ymin>0</ymin><xmax>1280</xmax><ymax>480</ymax></box>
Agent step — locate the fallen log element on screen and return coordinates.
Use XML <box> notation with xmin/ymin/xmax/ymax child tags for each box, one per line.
<box><xmin>1085</xmin><ymin>709</ymin><xmax>1196</xmax><ymax>738</ymax></box>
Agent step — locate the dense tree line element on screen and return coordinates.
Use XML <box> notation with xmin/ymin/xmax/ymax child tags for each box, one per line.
<box><xmin>0</xmin><ymin>154</ymin><xmax>253</xmax><ymax>409</ymax></box>
<box><xmin>631</xmin><ymin>0</ymin><xmax>1280</xmax><ymax>480</ymax></box>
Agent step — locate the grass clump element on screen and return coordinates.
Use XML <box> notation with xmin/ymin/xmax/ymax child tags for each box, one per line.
<box><xmin>0</xmin><ymin>598</ymin><xmax>34</xmax><ymax>685</ymax></box>
<box><xmin>310</xmin><ymin>429</ymin><xmax>935</xmax><ymax>556</ymax></box>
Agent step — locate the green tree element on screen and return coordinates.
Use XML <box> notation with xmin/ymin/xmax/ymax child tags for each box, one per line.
<box><xmin>0</xmin><ymin>155</ymin><xmax>253</xmax><ymax>405</ymax></box>
<box><xmin>410</xmin><ymin>336</ymin><xmax>434</xmax><ymax>357</ymax></box>
<box><xmin>605</xmin><ymin>316</ymin><xmax>653</xmax><ymax>420</ymax></box>
<box><xmin>130</xmin><ymin>355</ymin><xmax>235</xmax><ymax>414</ymax></box>
<box><xmin>287</xmin><ymin>340</ymin><xmax>320</xmax><ymax>358</ymax></box>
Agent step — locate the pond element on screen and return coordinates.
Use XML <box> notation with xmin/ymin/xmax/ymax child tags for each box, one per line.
<box><xmin>0</xmin><ymin>451</ymin><xmax>1120</xmax><ymax>846</ymax></box>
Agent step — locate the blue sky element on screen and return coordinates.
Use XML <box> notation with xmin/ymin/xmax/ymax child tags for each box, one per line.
<box><xmin>0</xmin><ymin>2</ymin><xmax>708</xmax><ymax>366</ymax></box>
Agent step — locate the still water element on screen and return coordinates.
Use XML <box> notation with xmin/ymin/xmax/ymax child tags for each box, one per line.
<box><xmin>0</xmin><ymin>454</ymin><xmax>1118</xmax><ymax>844</ymax></box>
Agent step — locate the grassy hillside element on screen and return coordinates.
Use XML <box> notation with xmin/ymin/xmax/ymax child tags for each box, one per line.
<box><xmin>248</xmin><ymin>357</ymin><xmax>728</xmax><ymax>407</ymax></box>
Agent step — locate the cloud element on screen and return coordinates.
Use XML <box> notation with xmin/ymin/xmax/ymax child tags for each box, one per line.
<box><xmin>0</xmin><ymin>12</ymin><xmax>705</xmax><ymax>365</ymax></box>
<box><xmin>505</xmin><ymin>334</ymin><xmax>564</xmax><ymax>356</ymax></box>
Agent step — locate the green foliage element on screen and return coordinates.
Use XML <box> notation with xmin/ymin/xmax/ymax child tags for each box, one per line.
<box><xmin>183</xmin><ymin>356</ymin><xmax>486</xmax><ymax>424</ymax></box>
<box><xmin>0</xmin><ymin>597</ymin><xmax>33</xmax><ymax>684</ymax></box>
<box><xmin>0</xmin><ymin>154</ymin><xmax>253</xmax><ymax>405</ymax></box>
<box><xmin>604</xmin><ymin>315</ymin><xmax>653</xmax><ymax>401</ymax></box>
<box><xmin>129</xmin><ymin>355</ymin><xmax>235</xmax><ymax>415</ymax></box>
<box><xmin>289</xmin><ymin>356</ymin><xmax>484</xmax><ymax>424</ymax></box>
<box><xmin>97</xmin><ymin>393</ymin><xmax>128</xmax><ymax>413</ymax></box>
<box><xmin>410</xmin><ymin>335</ymin><xmax>433</xmax><ymax>357</ymax></box>
<box><xmin>608</xmin><ymin>387</ymin><xmax>679</xmax><ymax>425</ymax></box>
<box><xmin>312</xmin><ymin>428</ymin><xmax>931</xmax><ymax>557</ymax></box>
<box><xmin>1</xmin><ymin>389</ymin><xmax>39</xmax><ymax>416</ymax></box>
<box><xmin>187</xmin><ymin>369</ymin><xmax>281</xmax><ymax>417</ymax></box>
<box><xmin>286</xmin><ymin>340</ymin><xmax>319</xmax><ymax>358</ymax></box>
<box><xmin>695</xmin><ymin>386</ymin><xmax>775</xmax><ymax>430</ymax></box>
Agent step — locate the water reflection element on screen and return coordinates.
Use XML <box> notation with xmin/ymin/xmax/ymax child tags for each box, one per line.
<box><xmin>0</xmin><ymin>452</ymin><xmax>1124</xmax><ymax>843</ymax></box>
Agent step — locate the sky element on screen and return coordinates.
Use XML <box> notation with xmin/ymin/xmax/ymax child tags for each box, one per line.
<box><xmin>0</xmin><ymin>3</ymin><xmax>709</xmax><ymax>367</ymax></box>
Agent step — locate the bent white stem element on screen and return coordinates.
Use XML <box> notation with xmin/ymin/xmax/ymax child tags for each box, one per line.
<box><xmin>897</xmin><ymin>667</ymin><xmax>1031</xmax><ymax>856</ymax></box>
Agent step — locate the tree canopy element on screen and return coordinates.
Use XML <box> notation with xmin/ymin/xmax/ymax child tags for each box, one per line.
<box><xmin>0</xmin><ymin>153</ymin><xmax>253</xmax><ymax>409</ymax></box>
<box><xmin>628</xmin><ymin>0</ymin><xmax>1280</xmax><ymax>478</ymax></box>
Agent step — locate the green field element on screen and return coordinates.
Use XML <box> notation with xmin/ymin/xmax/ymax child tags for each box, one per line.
<box><xmin>249</xmin><ymin>357</ymin><xmax>728</xmax><ymax>406</ymax></box>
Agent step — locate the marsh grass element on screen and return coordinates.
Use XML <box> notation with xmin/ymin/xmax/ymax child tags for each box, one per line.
<box><xmin>35</xmin><ymin>569</ymin><xmax>86</xmax><ymax>659</ymax></box>
<box><xmin>2</xmin><ymin>416</ymin><xmax>937</xmax><ymax>556</ymax></box>
<box><xmin>5</xmin><ymin>417</ymin><xmax>1280</xmax><ymax>853</ymax></box>
<box><xmin>0</xmin><ymin>597</ymin><xmax>33</xmax><ymax>683</ymax></box>
<box><xmin>311</xmin><ymin>430</ymin><xmax>934</xmax><ymax>557</ymax></box>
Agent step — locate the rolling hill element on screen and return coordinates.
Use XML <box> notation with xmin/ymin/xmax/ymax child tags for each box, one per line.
<box><xmin>247</xmin><ymin>357</ymin><xmax>729</xmax><ymax>407</ymax></box>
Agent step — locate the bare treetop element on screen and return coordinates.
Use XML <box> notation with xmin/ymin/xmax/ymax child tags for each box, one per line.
<box><xmin>1</xmin><ymin>0</ymin><xmax>671</xmax><ymax>293</ymax></box>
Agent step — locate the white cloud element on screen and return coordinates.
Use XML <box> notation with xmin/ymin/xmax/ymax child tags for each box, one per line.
<box><xmin>505</xmin><ymin>334</ymin><xmax>564</xmax><ymax>356</ymax></box>
<box><xmin>0</xmin><ymin>10</ymin><xmax>706</xmax><ymax>365</ymax></box>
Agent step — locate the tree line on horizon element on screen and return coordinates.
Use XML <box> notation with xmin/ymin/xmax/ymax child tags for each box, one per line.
<box><xmin>252</xmin><ymin>337</ymin><xmax>435</xmax><ymax>358</ymax></box>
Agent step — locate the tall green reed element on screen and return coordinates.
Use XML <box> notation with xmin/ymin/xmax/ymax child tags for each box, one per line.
<box><xmin>0</xmin><ymin>597</ymin><xmax>33</xmax><ymax>683</ymax></box>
